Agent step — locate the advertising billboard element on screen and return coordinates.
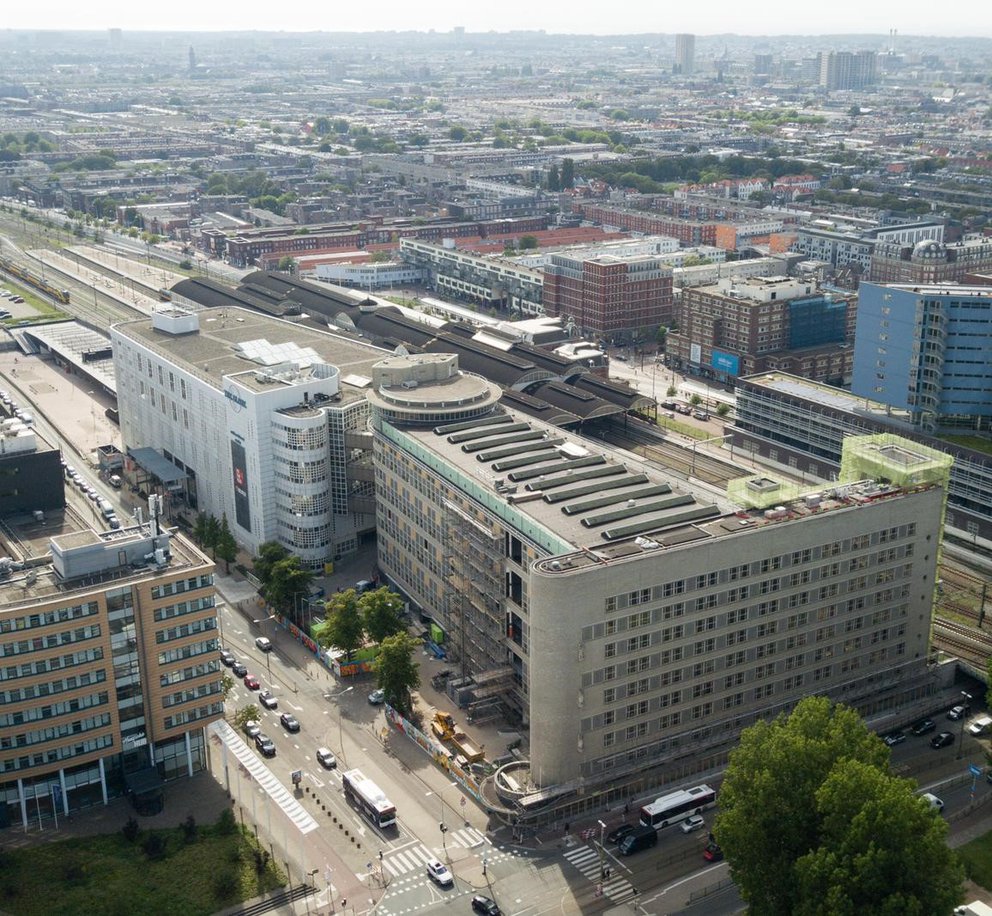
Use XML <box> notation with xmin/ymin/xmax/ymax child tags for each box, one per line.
<box><xmin>689</xmin><ymin>342</ymin><xmax>702</xmax><ymax>365</ymax></box>
<box><xmin>711</xmin><ymin>350</ymin><xmax>741</xmax><ymax>376</ymax></box>
<box><xmin>231</xmin><ymin>440</ymin><xmax>251</xmax><ymax>531</ymax></box>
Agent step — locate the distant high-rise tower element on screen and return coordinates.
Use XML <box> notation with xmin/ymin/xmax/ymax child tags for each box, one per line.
<box><xmin>188</xmin><ymin>45</ymin><xmax>197</xmax><ymax>73</ymax></box>
<box><xmin>674</xmin><ymin>33</ymin><xmax>695</xmax><ymax>76</ymax></box>
<box><xmin>108</xmin><ymin>28</ymin><xmax>122</xmax><ymax>50</ymax></box>
<box><xmin>818</xmin><ymin>50</ymin><xmax>877</xmax><ymax>90</ymax></box>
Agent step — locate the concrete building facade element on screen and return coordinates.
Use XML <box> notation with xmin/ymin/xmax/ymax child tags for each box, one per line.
<box><xmin>368</xmin><ymin>353</ymin><xmax>948</xmax><ymax>814</ymax></box>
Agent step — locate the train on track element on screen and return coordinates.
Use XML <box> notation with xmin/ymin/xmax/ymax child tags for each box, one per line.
<box><xmin>0</xmin><ymin>256</ymin><xmax>71</xmax><ymax>304</ymax></box>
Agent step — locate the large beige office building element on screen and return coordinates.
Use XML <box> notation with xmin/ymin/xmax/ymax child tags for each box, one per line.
<box><xmin>368</xmin><ymin>353</ymin><xmax>951</xmax><ymax>816</ymax></box>
<box><xmin>0</xmin><ymin>504</ymin><xmax>219</xmax><ymax>828</ymax></box>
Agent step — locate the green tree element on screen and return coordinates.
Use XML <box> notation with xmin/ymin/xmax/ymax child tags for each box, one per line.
<box><xmin>220</xmin><ymin>673</ymin><xmax>235</xmax><ymax>705</ymax></box>
<box><xmin>655</xmin><ymin>325</ymin><xmax>668</xmax><ymax>346</ymax></box>
<box><xmin>793</xmin><ymin>758</ymin><xmax>963</xmax><ymax>915</ymax></box>
<box><xmin>277</xmin><ymin>256</ymin><xmax>296</xmax><ymax>274</ymax></box>
<box><xmin>518</xmin><ymin>235</ymin><xmax>539</xmax><ymax>250</ymax></box>
<box><xmin>234</xmin><ymin>704</ymin><xmax>261</xmax><ymax>732</ymax></box>
<box><xmin>214</xmin><ymin>514</ymin><xmax>238</xmax><ymax>573</ymax></box>
<box><xmin>689</xmin><ymin>393</ymin><xmax>702</xmax><ymax>407</ymax></box>
<box><xmin>561</xmin><ymin>158</ymin><xmax>575</xmax><ymax>189</ymax></box>
<box><xmin>253</xmin><ymin>541</ymin><xmax>290</xmax><ymax>586</ymax></box>
<box><xmin>448</xmin><ymin>125</ymin><xmax>468</xmax><ymax>142</ymax></box>
<box><xmin>193</xmin><ymin>512</ymin><xmax>211</xmax><ymax>547</ymax></box>
<box><xmin>316</xmin><ymin>589</ymin><xmax>365</xmax><ymax>660</ymax></box>
<box><xmin>666</xmin><ymin>385</ymin><xmax>677</xmax><ymax>397</ymax></box>
<box><xmin>362</xmin><ymin>587</ymin><xmax>406</xmax><ymax>644</ymax></box>
<box><xmin>373</xmin><ymin>632</ymin><xmax>421</xmax><ymax>715</ymax></box>
<box><xmin>716</xmin><ymin>403</ymin><xmax>730</xmax><ymax>418</ymax></box>
<box><xmin>547</xmin><ymin>163</ymin><xmax>560</xmax><ymax>191</ymax></box>
<box><xmin>263</xmin><ymin>557</ymin><xmax>314</xmax><ymax>624</ymax></box>
<box><xmin>205</xmin><ymin>515</ymin><xmax>221</xmax><ymax>555</ymax></box>
<box><xmin>716</xmin><ymin>697</ymin><xmax>893</xmax><ymax>915</ymax></box>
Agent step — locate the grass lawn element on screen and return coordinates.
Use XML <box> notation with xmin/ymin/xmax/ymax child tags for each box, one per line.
<box><xmin>956</xmin><ymin>831</ymin><xmax>992</xmax><ymax>888</ymax></box>
<box><xmin>942</xmin><ymin>435</ymin><xmax>992</xmax><ymax>457</ymax></box>
<box><xmin>0</xmin><ymin>810</ymin><xmax>285</xmax><ymax>916</ymax></box>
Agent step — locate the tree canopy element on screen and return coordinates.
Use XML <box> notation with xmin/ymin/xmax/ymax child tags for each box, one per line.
<box><xmin>374</xmin><ymin>632</ymin><xmax>421</xmax><ymax>716</ymax></box>
<box><xmin>315</xmin><ymin>589</ymin><xmax>365</xmax><ymax>660</ymax></box>
<box><xmin>362</xmin><ymin>587</ymin><xmax>406</xmax><ymax>644</ymax></box>
<box><xmin>716</xmin><ymin>697</ymin><xmax>963</xmax><ymax>916</ymax></box>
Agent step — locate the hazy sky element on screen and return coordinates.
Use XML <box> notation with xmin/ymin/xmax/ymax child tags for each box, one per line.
<box><xmin>7</xmin><ymin>1</ymin><xmax>992</xmax><ymax>38</ymax></box>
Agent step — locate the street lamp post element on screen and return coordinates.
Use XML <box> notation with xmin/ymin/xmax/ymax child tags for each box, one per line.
<box><xmin>325</xmin><ymin>686</ymin><xmax>353</xmax><ymax>766</ymax></box>
<box><xmin>597</xmin><ymin>819</ymin><xmax>607</xmax><ymax>881</ymax></box>
<box><xmin>958</xmin><ymin>690</ymin><xmax>973</xmax><ymax>759</ymax></box>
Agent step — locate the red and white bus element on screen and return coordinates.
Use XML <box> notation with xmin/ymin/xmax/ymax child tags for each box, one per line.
<box><xmin>342</xmin><ymin>769</ymin><xmax>397</xmax><ymax>829</ymax></box>
<box><xmin>639</xmin><ymin>784</ymin><xmax>716</xmax><ymax>829</ymax></box>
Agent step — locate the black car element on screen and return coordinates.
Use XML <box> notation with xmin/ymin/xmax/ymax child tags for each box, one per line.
<box><xmin>931</xmin><ymin>731</ymin><xmax>955</xmax><ymax>749</ymax></box>
<box><xmin>220</xmin><ymin>649</ymin><xmax>236</xmax><ymax>667</ymax></box>
<box><xmin>254</xmin><ymin>733</ymin><xmax>276</xmax><ymax>757</ymax></box>
<box><xmin>606</xmin><ymin>824</ymin><xmax>636</xmax><ymax>845</ymax></box>
<box><xmin>258</xmin><ymin>689</ymin><xmax>278</xmax><ymax>710</ymax></box>
<box><xmin>471</xmin><ymin>895</ymin><xmax>501</xmax><ymax>915</ymax></box>
<box><xmin>280</xmin><ymin>713</ymin><xmax>300</xmax><ymax>733</ymax></box>
<box><xmin>882</xmin><ymin>731</ymin><xmax>906</xmax><ymax>747</ymax></box>
<box><xmin>232</xmin><ymin>662</ymin><xmax>248</xmax><ymax>678</ymax></box>
<box><xmin>911</xmin><ymin>719</ymin><xmax>936</xmax><ymax>736</ymax></box>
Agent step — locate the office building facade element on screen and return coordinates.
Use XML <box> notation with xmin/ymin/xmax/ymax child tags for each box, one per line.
<box><xmin>1</xmin><ymin>516</ymin><xmax>218</xmax><ymax>828</ymax></box>
<box><xmin>369</xmin><ymin>353</ymin><xmax>947</xmax><ymax>811</ymax></box>
<box><xmin>666</xmin><ymin>276</ymin><xmax>855</xmax><ymax>385</ymax></box>
<box><xmin>852</xmin><ymin>283</ymin><xmax>992</xmax><ymax>432</ymax></box>
<box><xmin>675</xmin><ymin>34</ymin><xmax>695</xmax><ymax>75</ymax></box>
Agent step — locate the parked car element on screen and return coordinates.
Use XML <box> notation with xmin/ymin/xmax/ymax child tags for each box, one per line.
<box><xmin>882</xmin><ymin>731</ymin><xmax>906</xmax><ymax>747</ymax></box>
<box><xmin>912</xmin><ymin>719</ymin><xmax>936</xmax><ymax>736</ymax></box>
<box><xmin>426</xmin><ymin>858</ymin><xmax>454</xmax><ymax>887</ymax></box>
<box><xmin>243</xmin><ymin>673</ymin><xmax>261</xmax><ymax>690</ymax></box>
<box><xmin>471</xmin><ymin>895</ymin><xmax>502</xmax><ymax>915</ymax></box>
<box><xmin>280</xmin><ymin>713</ymin><xmax>300</xmax><ymax>733</ymax></box>
<box><xmin>232</xmin><ymin>662</ymin><xmax>248</xmax><ymax>678</ymax></box>
<box><xmin>680</xmin><ymin>814</ymin><xmax>706</xmax><ymax>834</ymax></box>
<box><xmin>220</xmin><ymin>649</ymin><xmax>236</xmax><ymax>667</ymax></box>
<box><xmin>368</xmin><ymin>688</ymin><xmax>385</xmax><ymax>705</ymax></box>
<box><xmin>931</xmin><ymin>731</ymin><xmax>955</xmax><ymax>749</ymax></box>
<box><xmin>703</xmin><ymin>841</ymin><xmax>724</xmax><ymax>862</ymax></box>
<box><xmin>258</xmin><ymin>689</ymin><xmax>278</xmax><ymax>710</ymax></box>
<box><xmin>968</xmin><ymin>716</ymin><xmax>992</xmax><ymax>737</ymax></box>
<box><xmin>243</xmin><ymin>720</ymin><xmax>261</xmax><ymax>739</ymax></box>
<box><xmin>922</xmin><ymin>792</ymin><xmax>945</xmax><ymax>811</ymax></box>
<box><xmin>254</xmin><ymin>734</ymin><xmax>276</xmax><ymax>757</ymax></box>
<box><xmin>255</xmin><ymin>636</ymin><xmax>273</xmax><ymax>652</ymax></box>
<box><xmin>316</xmin><ymin>747</ymin><xmax>337</xmax><ymax>769</ymax></box>
<box><xmin>354</xmin><ymin>579</ymin><xmax>375</xmax><ymax>594</ymax></box>
<box><xmin>693</xmin><ymin>410</ymin><xmax>710</xmax><ymax>421</ymax></box>
<box><xmin>606</xmin><ymin>824</ymin><xmax>636</xmax><ymax>845</ymax></box>
<box><xmin>947</xmin><ymin>704</ymin><xmax>969</xmax><ymax>720</ymax></box>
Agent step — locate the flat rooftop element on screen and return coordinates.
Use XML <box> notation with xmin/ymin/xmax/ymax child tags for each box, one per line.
<box><xmin>740</xmin><ymin>371</ymin><xmax>914</xmax><ymax>426</ymax></box>
<box><xmin>112</xmin><ymin>306</ymin><xmax>394</xmax><ymax>409</ymax></box>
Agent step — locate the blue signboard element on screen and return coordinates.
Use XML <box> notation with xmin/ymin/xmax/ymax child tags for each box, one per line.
<box><xmin>970</xmin><ymin>764</ymin><xmax>983</xmax><ymax>778</ymax></box>
<box><xmin>711</xmin><ymin>350</ymin><xmax>740</xmax><ymax>376</ymax></box>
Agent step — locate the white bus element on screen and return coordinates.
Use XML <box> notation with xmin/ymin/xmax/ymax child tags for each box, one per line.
<box><xmin>639</xmin><ymin>784</ymin><xmax>716</xmax><ymax>829</ymax></box>
<box><xmin>342</xmin><ymin>769</ymin><xmax>397</xmax><ymax>829</ymax></box>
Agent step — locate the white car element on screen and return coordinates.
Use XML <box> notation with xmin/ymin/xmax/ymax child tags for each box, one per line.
<box><xmin>243</xmin><ymin>719</ymin><xmax>261</xmax><ymax>739</ymax></box>
<box><xmin>316</xmin><ymin>747</ymin><xmax>337</xmax><ymax>769</ymax></box>
<box><xmin>426</xmin><ymin>858</ymin><xmax>454</xmax><ymax>887</ymax></box>
<box><xmin>255</xmin><ymin>636</ymin><xmax>273</xmax><ymax>652</ymax></box>
<box><xmin>680</xmin><ymin>814</ymin><xmax>706</xmax><ymax>834</ymax></box>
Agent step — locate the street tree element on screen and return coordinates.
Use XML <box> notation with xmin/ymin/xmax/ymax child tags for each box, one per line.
<box><xmin>519</xmin><ymin>235</ymin><xmax>539</xmax><ymax>250</ymax></box>
<box><xmin>205</xmin><ymin>515</ymin><xmax>221</xmax><ymax>555</ymax></box>
<box><xmin>547</xmin><ymin>164</ymin><xmax>560</xmax><ymax>191</ymax></box>
<box><xmin>193</xmin><ymin>512</ymin><xmax>211</xmax><ymax>548</ymax></box>
<box><xmin>262</xmin><ymin>557</ymin><xmax>314</xmax><ymax>624</ymax></box>
<box><xmin>220</xmin><ymin>674</ymin><xmax>235</xmax><ymax>706</ymax></box>
<box><xmin>214</xmin><ymin>514</ymin><xmax>238</xmax><ymax>573</ymax></box>
<box><xmin>715</xmin><ymin>697</ymin><xmax>893</xmax><ymax>916</ymax></box>
<box><xmin>253</xmin><ymin>541</ymin><xmax>290</xmax><ymax>587</ymax></box>
<box><xmin>234</xmin><ymin>704</ymin><xmax>261</xmax><ymax>731</ymax></box>
<box><xmin>374</xmin><ymin>632</ymin><xmax>421</xmax><ymax>716</ymax></box>
<box><xmin>316</xmin><ymin>589</ymin><xmax>365</xmax><ymax>660</ymax></box>
<box><xmin>362</xmin><ymin>587</ymin><xmax>406</xmax><ymax>644</ymax></box>
<box><xmin>792</xmin><ymin>758</ymin><xmax>963</xmax><ymax>916</ymax></box>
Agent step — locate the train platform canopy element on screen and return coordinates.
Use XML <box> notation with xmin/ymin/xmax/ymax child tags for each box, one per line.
<box><xmin>11</xmin><ymin>320</ymin><xmax>117</xmax><ymax>395</ymax></box>
<box><xmin>127</xmin><ymin>447</ymin><xmax>188</xmax><ymax>487</ymax></box>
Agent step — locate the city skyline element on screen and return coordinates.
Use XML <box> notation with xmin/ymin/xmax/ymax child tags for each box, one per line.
<box><xmin>5</xmin><ymin>1</ymin><xmax>992</xmax><ymax>40</ymax></box>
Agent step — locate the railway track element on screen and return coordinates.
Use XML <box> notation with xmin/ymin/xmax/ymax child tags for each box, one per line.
<box><xmin>603</xmin><ymin>420</ymin><xmax>745</xmax><ymax>487</ymax></box>
<box><xmin>932</xmin><ymin>617</ymin><xmax>992</xmax><ymax>667</ymax></box>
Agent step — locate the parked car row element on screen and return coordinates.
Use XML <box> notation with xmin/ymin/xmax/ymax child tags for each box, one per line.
<box><xmin>61</xmin><ymin>460</ymin><xmax>121</xmax><ymax>529</ymax></box>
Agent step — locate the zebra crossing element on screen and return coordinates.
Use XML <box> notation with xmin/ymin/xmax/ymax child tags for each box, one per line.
<box><xmin>382</xmin><ymin>828</ymin><xmax>489</xmax><ymax>878</ymax></box>
<box><xmin>562</xmin><ymin>843</ymin><xmax>634</xmax><ymax>901</ymax></box>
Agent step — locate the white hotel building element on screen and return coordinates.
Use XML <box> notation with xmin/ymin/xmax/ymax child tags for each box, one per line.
<box><xmin>110</xmin><ymin>306</ymin><xmax>382</xmax><ymax>567</ymax></box>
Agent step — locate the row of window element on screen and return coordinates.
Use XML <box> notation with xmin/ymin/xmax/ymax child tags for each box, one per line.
<box><xmin>0</xmin><ymin>602</ymin><xmax>99</xmax><ymax>634</ymax></box>
<box><xmin>0</xmin><ymin>625</ymin><xmax>102</xmax><ymax>659</ymax></box>
<box><xmin>156</xmin><ymin>618</ymin><xmax>216</xmax><ymax>645</ymax></box>
<box><xmin>0</xmin><ymin>733</ymin><xmax>115</xmax><ymax>775</ymax></box>
<box><xmin>157</xmin><ymin>637</ymin><xmax>218</xmax><ymax>667</ymax></box>
<box><xmin>0</xmin><ymin>669</ymin><xmax>106</xmax><ymax>705</ymax></box>
<box><xmin>153</xmin><ymin>595</ymin><xmax>216</xmax><ymax>623</ymax></box>
<box><xmin>0</xmin><ymin>647</ymin><xmax>105</xmax><ymax>683</ymax></box>
<box><xmin>151</xmin><ymin>575</ymin><xmax>214</xmax><ymax>600</ymax></box>
<box><xmin>605</xmin><ymin>525</ymin><xmax>917</xmax><ymax>612</ymax></box>
<box><xmin>162</xmin><ymin>680</ymin><xmax>222</xmax><ymax>709</ymax></box>
<box><xmin>159</xmin><ymin>659</ymin><xmax>220</xmax><ymax>688</ymax></box>
<box><xmin>164</xmin><ymin>701</ymin><xmax>223</xmax><ymax>730</ymax></box>
<box><xmin>0</xmin><ymin>691</ymin><xmax>109</xmax><ymax>727</ymax></box>
<box><xmin>0</xmin><ymin>712</ymin><xmax>112</xmax><ymax>750</ymax></box>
